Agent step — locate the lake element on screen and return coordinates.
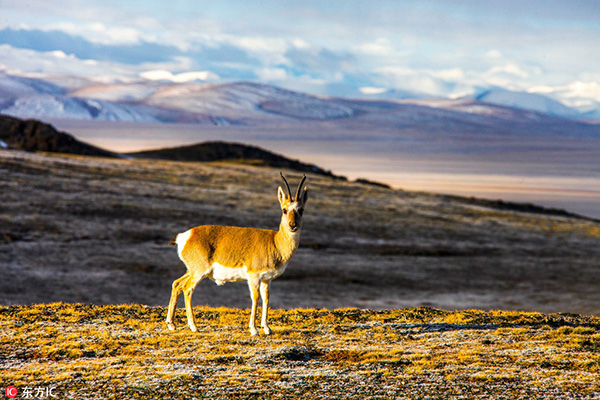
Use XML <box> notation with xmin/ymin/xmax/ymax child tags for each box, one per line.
<box><xmin>53</xmin><ymin>119</ymin><xmax>600</xmax><ymax>219</ymax></box>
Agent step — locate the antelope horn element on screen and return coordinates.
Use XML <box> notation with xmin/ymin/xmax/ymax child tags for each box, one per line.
<box><xmin>280</xmin><ymin>172</ymin><xmax>292</xmax><ymax>199</ymax></box>
<box><xmin>294</xmin><ymin>174</ymin><xmax>307</xmax><ymax>202</ymax></box>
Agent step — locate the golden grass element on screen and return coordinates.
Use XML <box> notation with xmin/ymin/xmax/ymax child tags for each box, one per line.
<box><xmin>1</xmin><ymin>303</ymin><xmax>599</xmax><ymax>399</ymax></box>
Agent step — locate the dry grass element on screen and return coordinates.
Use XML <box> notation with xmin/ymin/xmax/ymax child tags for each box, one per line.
<box><xmin>2</xmin><ymin>150</ymin><xmax>600</xmax><ymax>315</ymax></box>
<box><xmin>1</xmin><ymin>303</ymin><xmax>599</xmax><ymax>399</ymax></box>
<box><xmin>2</xmin><ymin>150</ymin><xmax>600</xmax><ymax>397</ymax></box>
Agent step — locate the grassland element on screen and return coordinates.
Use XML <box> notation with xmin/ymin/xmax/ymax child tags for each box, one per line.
<box><xmin>2</xmin><ymin>149</ymin><xmax>600</xmax><ymax>398</ymax></box>
<box><xmin>2</xmin><ymin>149</ymin><xmax>600</xmax><ymax>314</ymax></box>
<box><xmin>1</xmin><ymin>303</ymin><xmax>599</xmax><ymax>399</ymax></box>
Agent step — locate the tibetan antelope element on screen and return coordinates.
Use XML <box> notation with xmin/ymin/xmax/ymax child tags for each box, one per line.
<box><xmin>166</xmin><ymin>173</ymin><xmax>308</xmax><ymax>335</ymax></box>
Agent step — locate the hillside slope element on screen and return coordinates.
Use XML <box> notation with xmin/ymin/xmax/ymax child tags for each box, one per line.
<box><xmin>0</xmin><ymin>115</ymin><xmax>346</xmax><ymax>178</ymax></box>
<box><xmin>0</xmin><ymin>115</ymin><xmax>116</xmax><ymax>157</ymax></box>
<box><xmin>1</xmin><ymin>150</ymin><xmax>599</xmax><ymax>315</ymax></box>
<box><xmin>1</xmin><ymin>303</ymin><xmax>599</xmax><ymax>399</ymax></box>
<box><xmin>128</xmin><ymin>141</ymin><xmax>342</xmax><ymax>179</ymax></box>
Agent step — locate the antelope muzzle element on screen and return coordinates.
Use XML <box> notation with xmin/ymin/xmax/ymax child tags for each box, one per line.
<box><xmin>288</xmin><ymin>210</ymin><xmax>300</xmax><ymax>232</ymax></box>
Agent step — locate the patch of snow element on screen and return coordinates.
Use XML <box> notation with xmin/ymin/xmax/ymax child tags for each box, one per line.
<box><xmin>360</xmin><ymin>87</ymin><xmax>387</xmax><ymax>95</ymax></box>
<box><xmin>0</xmin><ymin>94</ymin><xmax>162</xmax><ymax>122</ymax></box>
<box><xmin>474</xmin><ymin>89</ymin><xmax>579</xmax><ymax>119</ymax></box>
<box><xmin>148</xmin><ymin>81</ymin><xmax>357</xmax><ymax>120</ymax></box>
<box><xmin>140</xmin><ymin>70</ymin><xmax>219</xmax><ymax>83</ymax></box>
<box><xmin>0</xmin><ymin>72</ymin><xmax>66</xmax><ymax>97</ymax></box>
<box><xmin>69</xmin><ymin>82</ymin><xmax>162</xmax><ymax>102</ymax></box>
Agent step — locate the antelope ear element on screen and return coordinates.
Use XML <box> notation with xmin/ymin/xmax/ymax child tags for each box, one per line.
<box><xmin>301</xmin><ymin>187</ymin><xmax>309</xmax><ymax>205</ymax></box>
<box><xmin>278</xmin><ymin>186</ymin><xmax>287</xmax><ymax>205</ymax></box>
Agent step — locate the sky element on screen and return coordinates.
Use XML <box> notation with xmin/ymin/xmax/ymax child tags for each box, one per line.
<box><xmin>0</xmin><ymin>0</ymin><xmax>599</xmax><ymax>109</ymax></box>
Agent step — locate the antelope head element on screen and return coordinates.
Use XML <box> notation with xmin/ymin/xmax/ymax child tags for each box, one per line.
<box><xmin>278</xmin><ymin>173</ymin><xmax>309</xmax><ymax>233</ymax></box>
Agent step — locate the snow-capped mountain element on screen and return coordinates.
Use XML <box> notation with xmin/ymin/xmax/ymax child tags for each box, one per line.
<box><xmin>145</xmin><ymin>81</ymin><xmax>356</xmax><ymax>120</ymax></box>
<box><xmin>0</xmin><ymin>73</ymin><xmax>155</xmax><ymax>122</ymax></box>
<box><xmin>580</xmin><ymin>107</ymin><xmax>600</xmax><ymax>120</ymax></box>
<box><xmin>1</xmin><ymin>71</ymin><xmax>598</xmax><ymax>132</ymax></box>
<box><xmin>70</xmin><ymin>80</ymin><xmax>358</xmax><ymax>120</ymax></box>
<box><xmin>470</xmin><ymin>88</ymin><xmax>580</xmax><ymax>119</ymax></box>
<box><xmin>0</xmin><ymin>72</ymin><xmax>359</xmax><ymax>123</ymax></box>
<box><xmin>0</xmin><ymin>72</ymin><xmax>223</xmax><ymax>124</ymax></box>
<box><xmin>2</xmin><ymin>94</ymin><xmax>162</xmax><ymax>122</ymax></box>
<box><xmin>0</xmin><ymin>72</ymin><xmax>66</xmax><ymax>97</ymax></box>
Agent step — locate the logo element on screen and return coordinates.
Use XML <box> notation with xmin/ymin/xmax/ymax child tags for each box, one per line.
<box><xmin>6</xmin><ymin>386</ymin><xmax>17</xmax><ymax>398</ymax></box>
<box><xmin>4</xmin><ymin>386</ymin><xmax>57</xmax><ymax>398</ymax></box>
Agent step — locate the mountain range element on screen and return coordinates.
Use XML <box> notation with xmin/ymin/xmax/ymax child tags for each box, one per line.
<box><xmin>1</xmin><ymin>71</ymin><xmax>599</xmax><ymax>130</ymax></box>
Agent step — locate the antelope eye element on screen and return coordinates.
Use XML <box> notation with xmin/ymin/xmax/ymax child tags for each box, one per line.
<box><xmin>282</xmin><ymin>208</ymin><xmax>288</xmax><ymax>214</ymax></box>
<box><xmin>298</xmin><ymin>208</ymin><xmax>304</xmax><ymax>216</ymax></box>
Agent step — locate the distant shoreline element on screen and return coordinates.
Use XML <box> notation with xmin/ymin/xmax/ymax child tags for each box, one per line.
<box><xmin>50</xmin><ymin>119</ymin><xmax>600</xmax><ymax>219</ymax></box>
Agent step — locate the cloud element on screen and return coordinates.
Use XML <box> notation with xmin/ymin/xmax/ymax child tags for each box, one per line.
<box><xmin>356</xmin><ymin>38</ymin><xmax>395</xmax><ymax>56</ymax></box>
<box><xmin>433</xmin><ymin>68</ymin><xmax>465</xmax><ymax>82</ymax></box>
<box><xmin>139</xmin><ymin>69</ymin><xmax>219</xmax><ymax>83</ymax></box>
<box><xmin>285</xmin><ymin>46</ymin><xmax>355</xmax><ymax>76</ymax></box>
<box><xmin>0</xmin><ymin>44</ymin><xmax>121</xmax><ymax>77</ymax></box>
<box><xmin>486</xmin><ymin>64</ymin><xmax>529</xmax><ymax>80</ymax></box>
<box><xmin>485</xmin><ymin>49</ymin><xmax>503</xmax><ymax>59</ymax></box>
<box><xmin>48</xmin><ymin>22</ymin><xmax>144</xmax><ymax>45</ymax></box>
<box><xmin>0</xmin><ymin>28</ymin><xmax>181</xmax><ymax>65</ymax></box>
<box><xmin>190</xmin><ymin>42</ymin><xmax>259</xmax><ymax>66</ymax></box>
<box><xmin>256</xmin><ymin>68</ymin><xmax>288</xmax><ymax>82</ymax></box>
<box><xmin>565</xmin><ymin>81</ymin><xmax>600</xmax><ymax>102</ymax></box>
<box><xmin>359</xmin><ymin>87</ymin><xmax>387</xmax><ymax>95</ymax></box>
<box><xmin>374</xmin><ymin>66</ymin><xmax>452</xmax><ymax>96</ymax></box>
<box><xmin>529</xmin><ymin>81</ymin><xmax>600</xmax><ymax>110</ymax></box>
<box><xmin>228</xmin><ymin>36</ymin><xmax>289</xmax><ymax>66</ymax></box>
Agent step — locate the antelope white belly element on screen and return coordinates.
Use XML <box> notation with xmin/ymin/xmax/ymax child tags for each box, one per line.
<box><xmin>210</xmin><ymin>263</ymin><xmax>248</xmax><ymax>285</ymax></box>
<box><xmin>260</xmin><ymin>263</ymin><xmax>288</xmax><ymax>282</ymax></box>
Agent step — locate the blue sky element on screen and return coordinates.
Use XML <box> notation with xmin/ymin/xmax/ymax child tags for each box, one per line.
<box><xmin>1</xmin><ymin>0</ymin><xmax>599</xmax><ymax>108</ymax></box>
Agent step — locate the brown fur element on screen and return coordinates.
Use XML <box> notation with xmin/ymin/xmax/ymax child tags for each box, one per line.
<box><xmin>182</xmin><ymin>226</ymin><xmax>283</xmax><ymax>272</ymax></box>
<box><xmin>165</xmin><ymin>174</ymin><xmax>308</xmax><ymax>336</ymax></box>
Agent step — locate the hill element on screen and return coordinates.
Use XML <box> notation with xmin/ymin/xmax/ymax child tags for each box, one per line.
<box><xmin>1</xmin><ymin>149</ymin><xmax>599</xmax><ymax>315</ymax></box>
<box><xmin>0</xmin><ymin>114</ymin><xmax>116</xmax><ymax>157</ymax></box>
<box><xmin>0</xmin><ymin>115</ymin><xmax>351</xmax><ymax>179</ymax></box>
<box><xmin>128</xmin><ymin>141</ymin><xmax>343</xmax><ymax>179</ymax></box>
<box><xmin>1</xmin><ymin>303</ymin><xmax>599</xmax><ymax>399</ymax></box>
